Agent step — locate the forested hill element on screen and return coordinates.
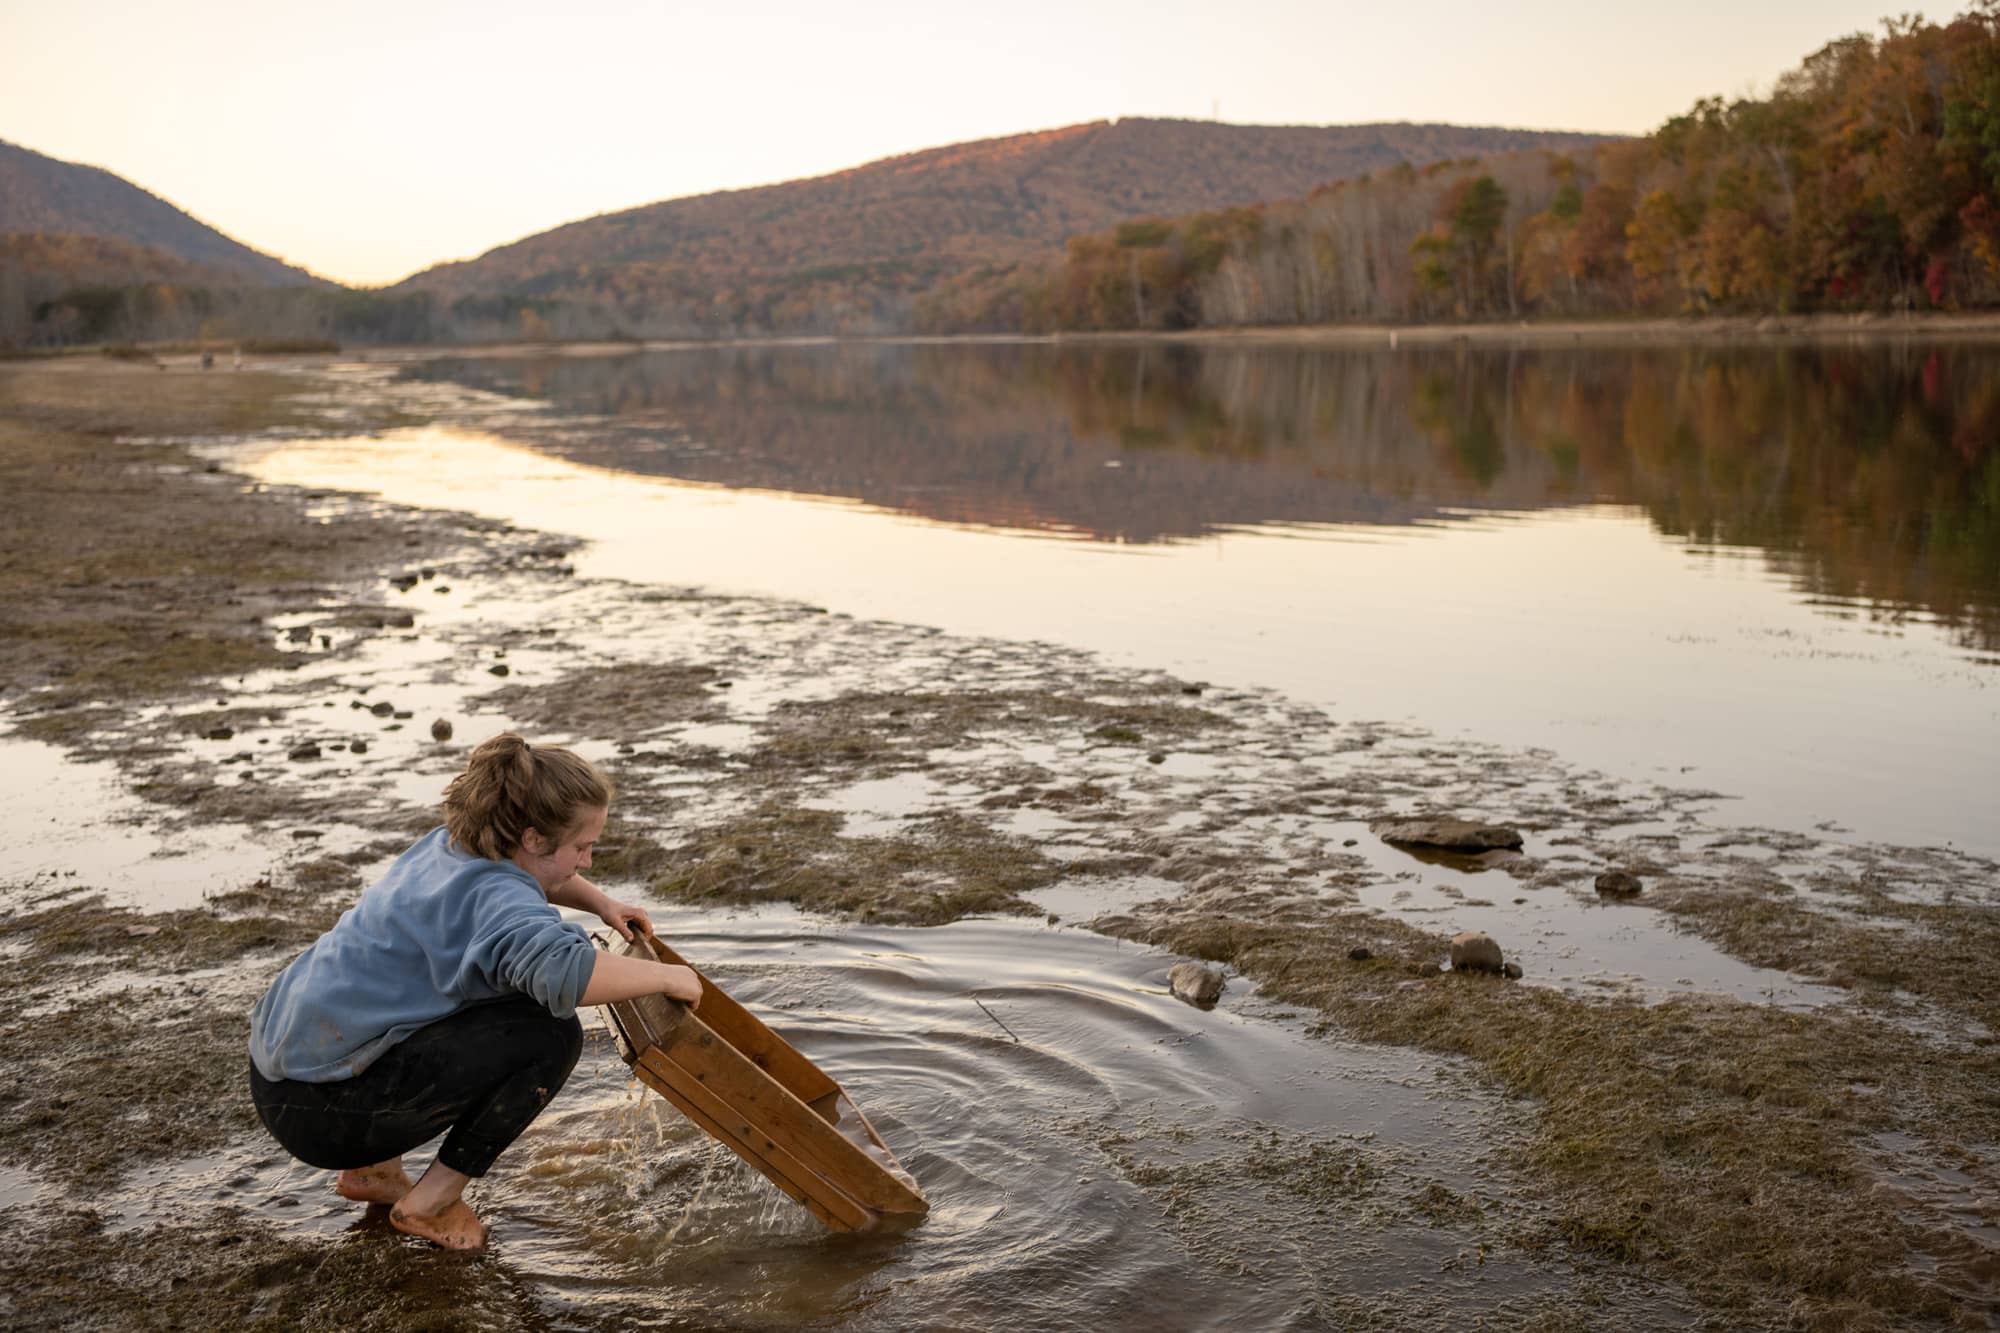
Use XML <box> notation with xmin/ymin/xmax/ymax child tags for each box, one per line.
<box><xmin>0</xmin><ymin>139</ymin><xmax>319</xmax><ymax>287</ymax></box>
<box><xmin>393</xmin><ymin>119</ymin><xmax>1615</xmax><ymax>338</ymax></box>
<box><xmin>928</xmin><ymin>8</ymin><xmax>2000</xmax><ymax>331</ymax></box>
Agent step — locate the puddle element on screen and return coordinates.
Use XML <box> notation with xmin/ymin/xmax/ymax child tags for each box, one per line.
<box><xmin>217</xmin><ymin>907</ymin><xmax>1607</xmax><ymax>1328</ymax></box>
<box><xmin>1330</xmin><ymin>822</ymin><xmax>1846</xmax><ymax>1006</ymax></box>
<box><xmin>0</xmin><ymin>736</ymin><xmax>275</xmax><ymax>913</ymax></box>
<box><xmin>40</xmin><ymin>905</ymin><xmax>1644</xmax><ymax>1327</ymax></box>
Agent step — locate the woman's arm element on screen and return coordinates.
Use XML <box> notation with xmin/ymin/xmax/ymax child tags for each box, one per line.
<box><xmin>548</xmin><ymin>873</ymin><xmax>653</xmax><ymax>941</ymax></box>
<box><xmin>581</xmin><ymin>950</ymin><xmax>703</xmax><ymax>1007</ymax></box>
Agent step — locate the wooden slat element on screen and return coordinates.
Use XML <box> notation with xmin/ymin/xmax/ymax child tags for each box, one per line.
<box><xmin>628</xmin><ymin>1057</ymin><xmax>847</xmax><ymax>1231</ymax></box>
<box><xmin>634</xmin><ymin>936</ymin><xmax>838</xmax><ymax>1105</ymax></box>
<box><xmin>665</xmin><ymin>1024</ymin><xmax>924</xmax><ymax>1217</ymax></box>
<box><xmin>599</xmin><ymin>932</ymin><xmax>928</xmax><ymax>1229</ymax></box>
<box><xmin>636</xmin><ymin>1047</ymin><xmax>873</xmax><ymax>1231</ymax></box>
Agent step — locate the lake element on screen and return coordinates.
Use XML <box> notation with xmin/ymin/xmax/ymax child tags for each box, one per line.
<box><xmin>228</xmin><ymin>337</ymin><xmax>2000</xmax><ymax>855</ymax></box>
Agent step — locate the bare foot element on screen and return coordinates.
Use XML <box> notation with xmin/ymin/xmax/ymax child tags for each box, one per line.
<box><xmin>390</xmin><ymin>1198</ymin><xmax>487</xmax><ymax>1250</ymax></box>
<box><xmin>335</xmin><ymin>1162</ymin><xmax>414</xmax><ymax>1206</ymax></box>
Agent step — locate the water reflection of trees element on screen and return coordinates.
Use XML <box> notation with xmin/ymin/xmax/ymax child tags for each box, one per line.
<box><xmin>402</xmin><ymin>340</ymin><xmax>2000</xmax><ymax>650</ymax></box>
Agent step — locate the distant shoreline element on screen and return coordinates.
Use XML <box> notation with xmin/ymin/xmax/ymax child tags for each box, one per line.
<box><xmin>17</xmin><ymin>309</ymin><xmax>2000</xmax><ymax>367</ymax></box>
<box><xmin>1034</xmin><ymin>310</ymin><xmax>2000</xmax><ymax>348</ymax></box>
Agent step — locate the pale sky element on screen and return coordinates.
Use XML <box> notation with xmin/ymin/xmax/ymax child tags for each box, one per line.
<box><xmin>1</xmin><ymin>0</ymin><xmax>1916</xmax><ymax>286</ymax></box>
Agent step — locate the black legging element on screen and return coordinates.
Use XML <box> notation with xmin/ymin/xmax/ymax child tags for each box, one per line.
<box><xmin>249</xmin><ymin>995</ymin><xmax>583</xmax><ymax>1179</ymax></box>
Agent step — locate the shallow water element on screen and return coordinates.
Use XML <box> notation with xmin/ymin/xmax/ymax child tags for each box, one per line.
<box><xmin>118</xmin><ymin>907</ymin><xmax>1660</xmax><ymax>1329</ymax></box>
<box><xmin>215</xmin><ymin>339</ymin><xmax>2000</xmax><ymax>855</ymax></box>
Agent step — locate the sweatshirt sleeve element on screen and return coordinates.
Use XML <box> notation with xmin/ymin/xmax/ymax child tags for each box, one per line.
<box><xmin>469</xmin><ymin>899</ymin><xmax>598</xmax><ymax>1017</ymax></box>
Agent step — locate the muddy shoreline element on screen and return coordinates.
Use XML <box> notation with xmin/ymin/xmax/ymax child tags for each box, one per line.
<box><xmin>1</xmin><ymin>355</ymin><xmax>1994</xmax><ymax>1330</ymax></box>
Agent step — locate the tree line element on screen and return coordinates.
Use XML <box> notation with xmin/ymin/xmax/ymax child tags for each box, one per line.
<box><xmin>918</xmin><ymin>6</ymin><xmax>2000</xmax><ymax>332</ymax></box>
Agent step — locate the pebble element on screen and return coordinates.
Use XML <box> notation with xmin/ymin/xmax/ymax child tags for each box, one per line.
<box><xmin>430</xmin><ymin>718</ymin><xmax>454</xmax><ymax>742</ymax></box>
<box><xmin>1168</xmin><ymin>962</ymin><xmax>1226</xmax><ymax>1006</ymax></box>
<box><xmin>287</xmin><ymin>743</ymin><xmax>321</xmax><ymax>761</ymax></box>
<box><xmin>1595</xmin><ymin>870</ymin><xmax>1644</xmax><ymax>897</ymax></box>
<box><xmin>350</xmin><ymin>740</ymin><xmax>368</xmax><ymax>755</ymax></box>
<box><xmin>204</xmin><ymin>726</ymin><xmax>233</xmax><ymax>740</ymax></box>
<box><xmin>369</xmin><ymin>701</ymin><xmax>395</xmax><ymax>717</ymax></box>
<box><xmin>1448</xmin><ymin>931</ymin><xmax>1505</xmax><ymax>973</ymax></box>
<box><xmin>488</xmin><ymin>664</ymin><xmax>511</xmax><ymax>677</ymax></box>
<box><xmin>1348</xmin><ymin>945</ymin><xmax>1372</xmax><ymax>961</ymax></box>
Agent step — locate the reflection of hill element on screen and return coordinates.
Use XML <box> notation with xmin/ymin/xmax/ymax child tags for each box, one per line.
<box><xmin>401</xmin><ymin>341</ymin><xmax>2000</xmax><ymax>650</ymax></box>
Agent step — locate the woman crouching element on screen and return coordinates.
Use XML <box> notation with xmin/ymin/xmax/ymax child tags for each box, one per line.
<box><xmin>247</xmin><ymin>733</ymin><xmax>701</xmax><ymax>1249</ymax></box>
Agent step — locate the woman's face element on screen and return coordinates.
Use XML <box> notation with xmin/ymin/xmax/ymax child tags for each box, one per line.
<box><xmin>514</xmin><ymin>805</ymin><xmax>608</xmax><ymax>891</ymax></box>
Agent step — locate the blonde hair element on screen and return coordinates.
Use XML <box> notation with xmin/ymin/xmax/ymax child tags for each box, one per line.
<box><xmin>442</xmin><ymin>733</ymin><xmax>613</xmax><ymax>861</ymax></box>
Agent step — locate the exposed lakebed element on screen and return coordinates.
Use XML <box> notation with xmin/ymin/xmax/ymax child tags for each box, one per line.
<box><xmin>1</xmin><ymin>351</ymin><xmax>1994</xmax><ymax>1330</ymax></box>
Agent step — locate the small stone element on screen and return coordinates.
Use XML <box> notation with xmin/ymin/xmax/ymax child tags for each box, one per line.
<box><xmin>420</xmin><ymin>567</ymin><xmax>437</xmax><ymax>579</ymax></box>
<box><xmin>488</xmin><ymin>663</ymin><xmax>511</xmax><ymax>677</ymax></box>
<box><xmin>350</xmin><ymin>740</ymin><xmax>368</xmax><ymax>755</ymax></box>
<box><xmin>1348</xmin><ymin>946</ymin><xmax>1372</xmax><ymax>961</ymax></box>
<box><xmin>1168</xmin><ymin>962</ymin><xmax>1226</xmax><ymax>1006</ymax></box>
<box><xmin>1147</xmin><ymin>752</ymin><xmax>1166</xmax><ymax>764</ymax></box>
<box><xmin>1342</xmin><ymin>838</ymin><xmax>1358</xmax><ymax>847</ymax></box>
<box><xmin>1502</xmin><ymin>961</ymin><xmax>1524</xmax><ymax>980</ymax></box>
<box><xmin>1595</xmin><ymin>870</ymin><xmax>1644</xmax><ymax>898</ymax></box>
<box><xmin>1375</xmin><ymin>818</ymin><xmax>1524</xmax><ymax>852</ymax></box>
<box><xmin>1180</xmin><ymin>685</ymin><xmax>1204</xmax><ymax>696</ymax></box>
<box><xmin>386</xmin><ymin>612</ymin><xmax>415</xmax><ymax>629</ymax></box>
<box><xmin>318</xmin><ymin>634</ymin><xmax>331</xmax><ymax>649</ymax></box>
<box><xmin>1449</xmin><ymin>931</ymin><xmax>1505</xmax><ymax>973</ymax></box>
<box><xmin>389</xmin><ymin>574</ymin><xmax>418</xmax><ymax>591</ymax></box>
<box><xmin>284</xmin><ymin>625</ymin><xmax>312</xmax><ymax>643</ymax></box>
<box><xmin>433</xmin><ymin>584</ymin><xmax>451</xmax><ymax>595</ymax></box>
<box><xmin>393</xmin><ymin>710</ymin><xmax>413</xmax><ymax>720</ymax></box>
<box><xmin>204</xmin><ymin>726</ymin><xmax>234</xmax><ymax>740</ymax></box>
<box><xmin>287</xmin><ymin>743</ymin><xmax>322</xmax><ymax>762</ymax></box>
<box><xmin>1046</xmin><ymin>913</ymin><xmax>1061</xmax><ymax>926</ymax></box>
<box><xmin>430</xmin><ymin>718</ymin><xmax>454</xmax><ymax>742</ymax></box>
<box><xmin>369</xmin><ymin>701</ymin><xmax>395</xmax><ymax>717</ymax></box>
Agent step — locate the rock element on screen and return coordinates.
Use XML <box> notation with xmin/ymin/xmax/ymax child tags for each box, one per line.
<box><xmin>1373</xmin><ymin>817</ymin><xmax>1524</xmax><ymax>852</ymax></box>
<box><xmin>350</xmin><ymin>740</ymin><xmax>368</xmax><ymax>755</ymax></box>
<box><xmin>203</xmin><ymin>726</ymin><xmax>234</xmax><ymax>741</ymax></box>
<box><xmin>1348</xmin><ymin>945</ymin><xmax>1372</xmax><ymax>961</ymax></box>
<box><xmin>430</xmin><ymin>718</ymin><xmax>454</xmax><ymax>742</ymax></box>
<box><xmin>287</xmin><ymin>743</ymin><xmax>322</xmax><ymax>761</ymax></box>
<box><xmin>369</xmin><ymin>701</ymin><xmax>395</xmax><ymax>717</ymax></box>
<box><xmin>389</xmin><ymin>574</ymin><xmax>419</xmax><ymax>591</ymax></box>
<box><xmin>1180</xmin><ymin>684</ymin><xmax>1204</xmax><ymax>696</ymax></box>
<box><xmin>487</xmin><ymin>663</ymin><xmax>511</xmax><ymax>677</ymax></box>
<box><xmin>124</xmin><ymin>924</ymin><xmax>162</xmax><ymax>938</ymax></box>
<box><xmin>1595</xmin><ymin>870</ymin><xmax>1644</xmax><ymax>898</ymax></box>
<box><xmin>1168</xmin><ymin>962</ymin><xmax>1226</xmax><ymax>1006</ymax></box>
<box><xmin>1502</xmin><ymin>961</ymin><xmax>1524</xmax><ymax>980</ymax></box>
<box><xmin>1147</xmin><ymin>752</ymin><xmax>1166</xmax><ymax>764</ymax></box>
<box><xmin>386</xmin><ymin>612</ymin><xmax>415</xmax><ymax>629</ymax></box>
<box><xmin>1448</xmin><ymin>931</ymin><xmax>1505</xmax><ymax>973</ymax></box>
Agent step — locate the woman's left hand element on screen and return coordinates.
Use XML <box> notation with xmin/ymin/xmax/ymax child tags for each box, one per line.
<box><xmin>598</xmin><ymin>898</ymin><xmax>653</xmax><ymax>942</ymax></box>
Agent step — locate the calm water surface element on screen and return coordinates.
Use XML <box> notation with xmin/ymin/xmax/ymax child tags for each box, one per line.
<box><xmin>230</xmin><ymin>340</ymin><xmax>2000</xmax><ymax>853</ymax></box>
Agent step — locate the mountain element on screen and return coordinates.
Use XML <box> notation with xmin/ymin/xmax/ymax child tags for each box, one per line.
<box><xmin>0</xmin><ymin>138</ymin><xmax>320</xmax><ymax>286</ymax></box>
<box><xmin>394</xmin><ymin>118</ymin><xmax>1619</xmax><ymax>338</ymax></box>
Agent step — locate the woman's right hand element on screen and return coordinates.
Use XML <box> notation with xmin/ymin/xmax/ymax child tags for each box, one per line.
<box><xmin>661</xmin><ymin>963</ymin><xmax>703</xmax><ymax>1008</ymax></box>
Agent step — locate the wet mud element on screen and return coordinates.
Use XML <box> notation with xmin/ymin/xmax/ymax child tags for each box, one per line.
<box><xmin>1</xmin><ymin>354</ymin><xmax>1994</xmax><ymax>1330</ymax></box>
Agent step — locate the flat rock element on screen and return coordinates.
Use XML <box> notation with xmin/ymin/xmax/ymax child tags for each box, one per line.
<box><xmin>1449</xmin><ymin>931</ymin><xmax>1505</xmax><ymax>973</ymax></box>
<box><xmin>1595</xmin><ymin>870</ymin><xmax>1644</xmax><ymax>897</ymax></box>
<box><xmin>1168</xmin><ymin>962</ymin><xmax>1226</xmax><ymax>1006</ymax></box>
<box><xmin>1373</xmin><ymin>818</ymin><xmax>1524</xmax><ymax>852</ymax></box>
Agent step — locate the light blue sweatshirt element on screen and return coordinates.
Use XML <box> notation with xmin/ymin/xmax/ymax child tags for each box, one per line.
<box><xmin>249</xmin><ymin>826</ymin><xmax>597</xmax><ymax>1083</ymax></box>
